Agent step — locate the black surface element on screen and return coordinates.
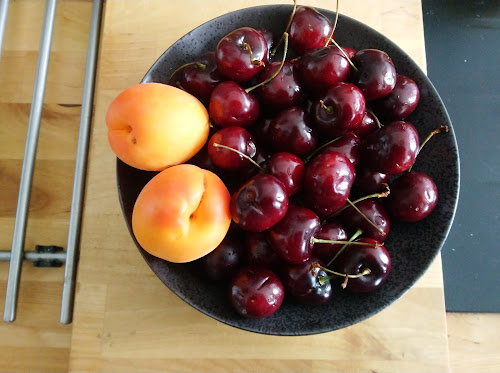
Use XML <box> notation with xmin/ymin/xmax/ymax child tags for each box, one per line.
<box><xmin>422</xmin><ymin>0</ymin><xmax>500</xmax><ymax>312</ymax></box>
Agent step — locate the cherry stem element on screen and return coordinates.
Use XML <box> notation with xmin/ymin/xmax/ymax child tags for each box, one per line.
<box><xmin>346</xmin><ymin>198</ymin><xmax>387</xmax><ymax>236</ymax></box>
<box><xmin>167</xmin><ymin>61</ymin><xmax>206</xmax><ymax>85</ymax></box>
<box><xmin>311</xmin><ymin>237</ymin><xmax>382</xmax><ymax>247</ymax></box>
<box><xmin>319</xmin><ymin>100</ymin><xmax>335</xmax><ymax>115</ymax></box>
<box><xmin>408</xmin><ymin>124</ymin><xmax>449</xmax><ymax>172</ymax></box>
<box><xmin>366</xmin><ymin>107</ymin><xmax>383</xmax><ymax>128</ymax></box>
<box><xmin>303</xmin><ymin>135</ymin><xmax>342</xmax><ymax>164</ymax></box>
<box><xmin>324</xmin><ymin>183</ymin><xmax>390</xmax><ymax>220</ymax></box>
<box><xmin>316</xmin><ymin>264</ymin><xmax>371</xmax><ymax>286</ymax></box>
<box><xmin>241</xmin><ymin>42</ymin><xmax>266</xmax><ymax>68</ymax></box>
<box><xmin>271</xmin><ymin>0</ymin><xmax>297</xmax><ymax>57</ymax></box>
<box><xmin>329</xmin><ymin>38</ymin><xmax>359</xmax><ymax>72</ymax></box>
<box><xmin>326</xmin><ymin>229</ymin><xmax>363</xmax><ymax>267</ymax></box>
<box><xmin>212</xmin><ymin>143</ymin><xmax>263</xmax><ymax>170</ymax></box>
<box><xmin>246</xmin><ymin>32</ymin><xmax>289</xmax><ymax>93</ymax></box>
<box><xmin>323</xmin><ymin>0</ymin><xmax>340</xmax><ymax>47</ymax></box>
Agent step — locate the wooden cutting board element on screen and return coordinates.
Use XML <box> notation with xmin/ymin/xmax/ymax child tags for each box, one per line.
<box><xmin>69</xmin><ymin>1</ymin><xmax>450</xmax><ymax>372</ymax></box>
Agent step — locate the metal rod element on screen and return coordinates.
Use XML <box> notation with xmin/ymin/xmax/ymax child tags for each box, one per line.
<box><xmin>60</xmin><ymin>0</ymin><xmax>103</xmax><ymax>325</ymax></box>
<box><xmin>0</xmin><ymin>251</ymin><xmax>67</xmax><ymax>262</ymax></box>
<box><xmin>3</xmin><ymin>0</ymin><xmax>57</xmax><ymax>323</ymax></box>
<box><xmin>0</xmin><ymin>0</ymin><xmax>10</xmax><ymax>62</ymax></box>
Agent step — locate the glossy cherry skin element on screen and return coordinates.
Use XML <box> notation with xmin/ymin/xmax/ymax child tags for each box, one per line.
<box><xmin>208</xmin><ymin>127</ymin><xmax>257</xmax><ymax>171</ymax></box>
<box><xmin>289</xmin><ymin>6</ymin><xmax>333</xmax><ymax>55</ymax></box>
<box><xmin>245</xmin><ymin>232</ymin><xmax>282</xmax><ymax>270</ymax></box>
<box><xmin>269</xmin><ymin>106</ymin><xmax>318</xmax><ymax>158</ymax></box>
<box><xmin>257</xmin><ymin>28</ymin><xmax>275</xmax><ymax>60</ymax></box>
<box><xmin>360</xmin><ymin>121</ymin><xmax>420</xmax><ymax>174</ymax></box>
<box><xmin>256</xmin><ymin>60</ymin><xmax>303</xmax><ymax>111</ymax></box>
<box><xmin>311</xmin><ymin>82</ymin><xmax>366</xmax><ymax>138</ymax></box>
<box><xmin>229</xmin><ymin>266</ymin><xmax>284</xmax><ymax>318</ymax></box>
<box><xmin>180</xmin><ymin>52</ymin><xmax>224</xmax><ymax>104</ymax></box>
<box><xmin>334</xmin><ymin>238</ymin><xmax>391</xmax><ymax>293</ymax></box>
<box><xmin>304</xmin><ymin>151</ymin><xmax>356</xmax><ymax>217</ymax></box>
<box><xmin>216</xmin><ymin>27</ymin><xmax>268</xmax><ymax>82</ymax></box>
<box><xmin>201</xmin><ymin>235</ymin><xmax>246</xmax><ymax>281</ymax></box>
<box><xmin>319</xmin><ymin>132</ymin><xmax>361</xmax><ymax>167</ymax></box>
<box><xmin>264</xmin><ymin>152</ymin><xmax>305</xmax><ymax>196</ymax></box>
<box><xmin>267</xmin><ymin>204</ymin><xmax>321</xmax><ymax>264</ymax></box>
<box><xmin>350</xmin><ymin>167</ymin><xmax>390</xmax><ymax>197</ymax></box>
<box><xmin>299</xmin><ymin>46</ymin><xmax>353</xmax><ymax>95</ymax></box>
<box><xmin>312</xmin><ymin>222</ymin><xmax>348</xmax><ymax>264</ymax></box>
<box><xmin>281</xmin><ymin>257</ymin><xmax>332</xmax><ymax>305</ymax></box>
<box><xmin>373</xmin><ymin>74</ymin><xmax>420</xmax><ymax>121</ymax></box>
<box><xmin>230</xmin><ymin>174</ymin><xmax>289</xmax><ymax>232</ymax></box>
<box><xmin>352</xmin><ymin>110</ymin><xmax>378</xmax><ymax>138</ymax></box>
<box><xmin>209</xmin><ymin>81</ymin><xmax>259</xmax><ymax>128</ymax></box>
<box><xmin>386</xmin><ymin>171</ymin><xmax>438</xmax><ymax>222</ymax></box>
<box><xmin>351</xmin><ymin>49</ymin><xmax>397</xmax><ymax>101</ymax></box>
<box><xmin>340</xmin><ymin>199</ymin><xmax>390</xmax><ymax>242</ymax></box>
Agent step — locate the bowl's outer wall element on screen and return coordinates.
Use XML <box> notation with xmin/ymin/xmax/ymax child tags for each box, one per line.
<box><xmin>116</xmin><ymin>5</ymin><xmax>459</xmax><ymax>335</ymax></box>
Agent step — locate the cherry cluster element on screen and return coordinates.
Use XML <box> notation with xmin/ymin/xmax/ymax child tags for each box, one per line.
<box><xmin>170</xmin><ymin>4</ymin><xmax>445</xmax><ymax>319</ymax></box>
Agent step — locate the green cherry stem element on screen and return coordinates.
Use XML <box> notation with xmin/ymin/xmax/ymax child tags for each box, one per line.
<box><xmin>212</xmin><ymin>143</ymin><xmax>263</xmax><ymax>170</ymax></box>
<box><xmin>311</xmin><ymin>237</ymin><xmax>382</xmax><ymax>247</ymax></box>
<box><xmin>241</xmin><ymin>42</ymin><xmax>266</xmax><ymax>67</ymax></box>
<box><xmin>246</xmin><ymin>32</ymin><xmax>289</xmax><ymax>93</ymax></box>
<box><xmin>167</xmin><ymin>61</ymin><xmax>206</xmax><ymax>85</ymax></box>
<box><xmin>323</xmin><ymin>0</ymin><xmax>340</xmax><ymax>47</ymax></box>
<box><xmin>323</xmin><ymin>184</ymin><xmax>390</xmax><ymax>222</ymax></box>
<box><xmin>346</xmin><ymin>198</ymin><xmax>387</xmax><ymax>236</ymax></box>
<box><xmin>326</xmin><ymin>229</ymin><xmax>363</xmax><ymax>267</ymax></box>
<box><xmin>316</xmin><ymin>264</ymin><xmax>371</xmax><ymax>286</ymax></box>
<box><xmin>329</xmin><ymin>38</ymin><xmax>359</xmax><ymax>72</ymax></box>
<box><xmin>408</xmin><ymin>125</ymin><xmax>449</xmax><ymax>172</ymax></box>
<box><xmin>366</xmin><ymin>106</ymin><xmax>383</xmax><ymax>128</ymax></box>
<box><xmin>271</xmin><ymin>0</ymin><xmax>297</xmax><ymax>57</ymax></box>
<box><xmin>303</xmin><ymin>135</ymin><xmax>343</xmax><ymax>164</ymax></box>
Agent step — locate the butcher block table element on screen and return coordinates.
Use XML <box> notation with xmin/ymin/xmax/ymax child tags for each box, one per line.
<box><xmin>0</xmin><ymin>0</ymin><xmax>498</xmax><ymax>372</ymax></box>
<box><xmin>71</xmin><ymin>0</ymin><xmax>448</xmax><ymax>372</ymax></box>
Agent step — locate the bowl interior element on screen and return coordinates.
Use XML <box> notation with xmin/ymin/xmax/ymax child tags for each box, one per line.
<box><xmin>116</xmin><ymin>5</ymin><xmax>459</xmax><ymax>335</ymax></box>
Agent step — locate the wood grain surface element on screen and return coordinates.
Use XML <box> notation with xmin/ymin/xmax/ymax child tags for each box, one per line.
<box><xmin>0</xmin><ymin>0</ymin><xmax>498</xmax><ymax>372</ymax></box>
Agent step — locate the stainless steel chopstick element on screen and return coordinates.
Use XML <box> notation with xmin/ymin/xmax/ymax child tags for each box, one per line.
<box><xmin>0</xmin><ymin>0</ymin><xmax>9</xmax><ymax>62</ymax></box>
<box><xmin>3</xmin><ymin>0</ymin><xmax>57</xmax><ymax>323</ymax></box>
<box><xmin>59</xmin><ymin>0</ymin><xmax>103</xmax><ymax>325</ymax></box>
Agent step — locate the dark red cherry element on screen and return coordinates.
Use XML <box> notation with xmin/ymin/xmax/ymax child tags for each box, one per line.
<box><xmin>340</xmin><ymin>199</ymin><xmax>390</xmax><ymax>242</ymax></box>
<box><xmin>216</xmin><ymin>27</ymin><xmax>268</xmax><ymax>82</ymax></box>
<box><xmin>351</xmin><ymin>167</ymin><xmax>390</xmax><ymax>197</ymax></box>
<box><xmin>299</xmin><ymin>46</ymin><xmax>353</xmax><ymax>94</ymax></box>
<box><xmin>386</xmin><ymin>171</ymin><xmax>438</xmax><ymax>222</ymax></box>
<box><xmin>360</xmin><ymin>121</ymin><xmax>420</xmax><ymax>174</ymax></box>
<box><xmin>256</xmin><ymin>28</ymin><xmax>276</xmax><ymax>60</ymax></box>
<box><xmin>249</xmin><ymin>116</ymin><xmax>273</xmax><ymax>150</ymax></box>
<box><xmin>267</xmin><ymin>204</ymin><xmax>321</xmax><ymax>264</ymax></box>
<box><xmin>229</xmin><ymin>266</ymin><xmax>284</xmax><ymax>318</ymax></box>
<box><xmin>180</xmin><ymin>52</ymin><xmax>224</xmax><ymax>104</ymax></box>
<box><xmin>269</xmin><ymin>106</ymin><xmax>318</xmax><ymax>158</ymax></box>
<box><xmin>373</xmin><ymin>74</ymin><xmax>420</xmax><ymax>121</ymax></box>
<box><xmin>201</xmin><ymin>235</ymin><xmax>246</xmax><ymax>281</ymax></box>
<box><xmin>281</xmin><ymin>257</ymin><xmax>332</xmax><ymax>305</ymax></box>
<box><xmin>289</xmin><ymin>6</ymin><xmax>333</xmax><ymax>55</ymax></box>
<box><xmin>334</xmin><ymin>238</ymin><xmax>391</xmax><ymax>292</ymax></box>
<box><xmin>304</xmin><ymin>151</ymin><xmax>356</xmax><ymax>217</ymax></box>
<box><xmin>230</xmin><ymin>174</ymin><xmax>289</xmax><ymax>232</ymax></box>
<box><xmin>351</xmin><ymin>110</ymin><xmax>378</xmax><ymax>138</ymax></box>
<box><xmin>209</xmin><ymin>81</ymin><xmax>259</xmax><ymax>128</ymax></box>
<box><xmin>351</xmin><ymin>49</ymin><xmax>397</xmax><ymax>101</ymax></box>
<box><xmin>311</xmin><ymin>82</ymin><xmax>366</xmax><ymax>138</ymax></box>
<box><xmin>245</xmin><ymin>232</ymin><xmax>282</xmax><ymax>270</ymax></box>
<box><xmin>264</xmin><ymin>152</ymin><xmax>305</xmax><ymax>196</ymax></box>
<box><xmin>208</xmin><ymin>127</ymin><xmax>257</xmax><ymax>171</ymax></box>
<box><xmin>255</xmin><ymin>60</ymin><xmax>303</xmax><ymax>111</ymax></box>
<box><xmin>319</xmin><ymin>132</ymin><xmax>361</xmax><ymax>167</ymax></box>
<box><xmin>312</xmin><ymin>222</ymin><xmax>348</xmax><ymax>264</ymax></box>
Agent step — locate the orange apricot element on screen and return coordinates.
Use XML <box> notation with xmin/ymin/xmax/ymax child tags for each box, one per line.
<box><xmin>106</xmin><ymin>83</ymin><xmax>209</xmax><ymax>171</ymax></box>
<box><xmin>132</xmin><ymin>164</ymin><xmax>231</xmax><ymax>263</ymax></box>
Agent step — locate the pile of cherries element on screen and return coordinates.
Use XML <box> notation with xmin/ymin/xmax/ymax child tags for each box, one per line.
<box><xmin>170</xmin><ymin>3</ymin><xmax>446</xmax><ymax>319</ymax></box>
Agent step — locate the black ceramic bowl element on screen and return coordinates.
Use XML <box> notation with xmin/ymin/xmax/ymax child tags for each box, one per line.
<box><xmin>116</xmin><ymin>5</ymin><xmax>459</xmax><ymax>335</ymax></box>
